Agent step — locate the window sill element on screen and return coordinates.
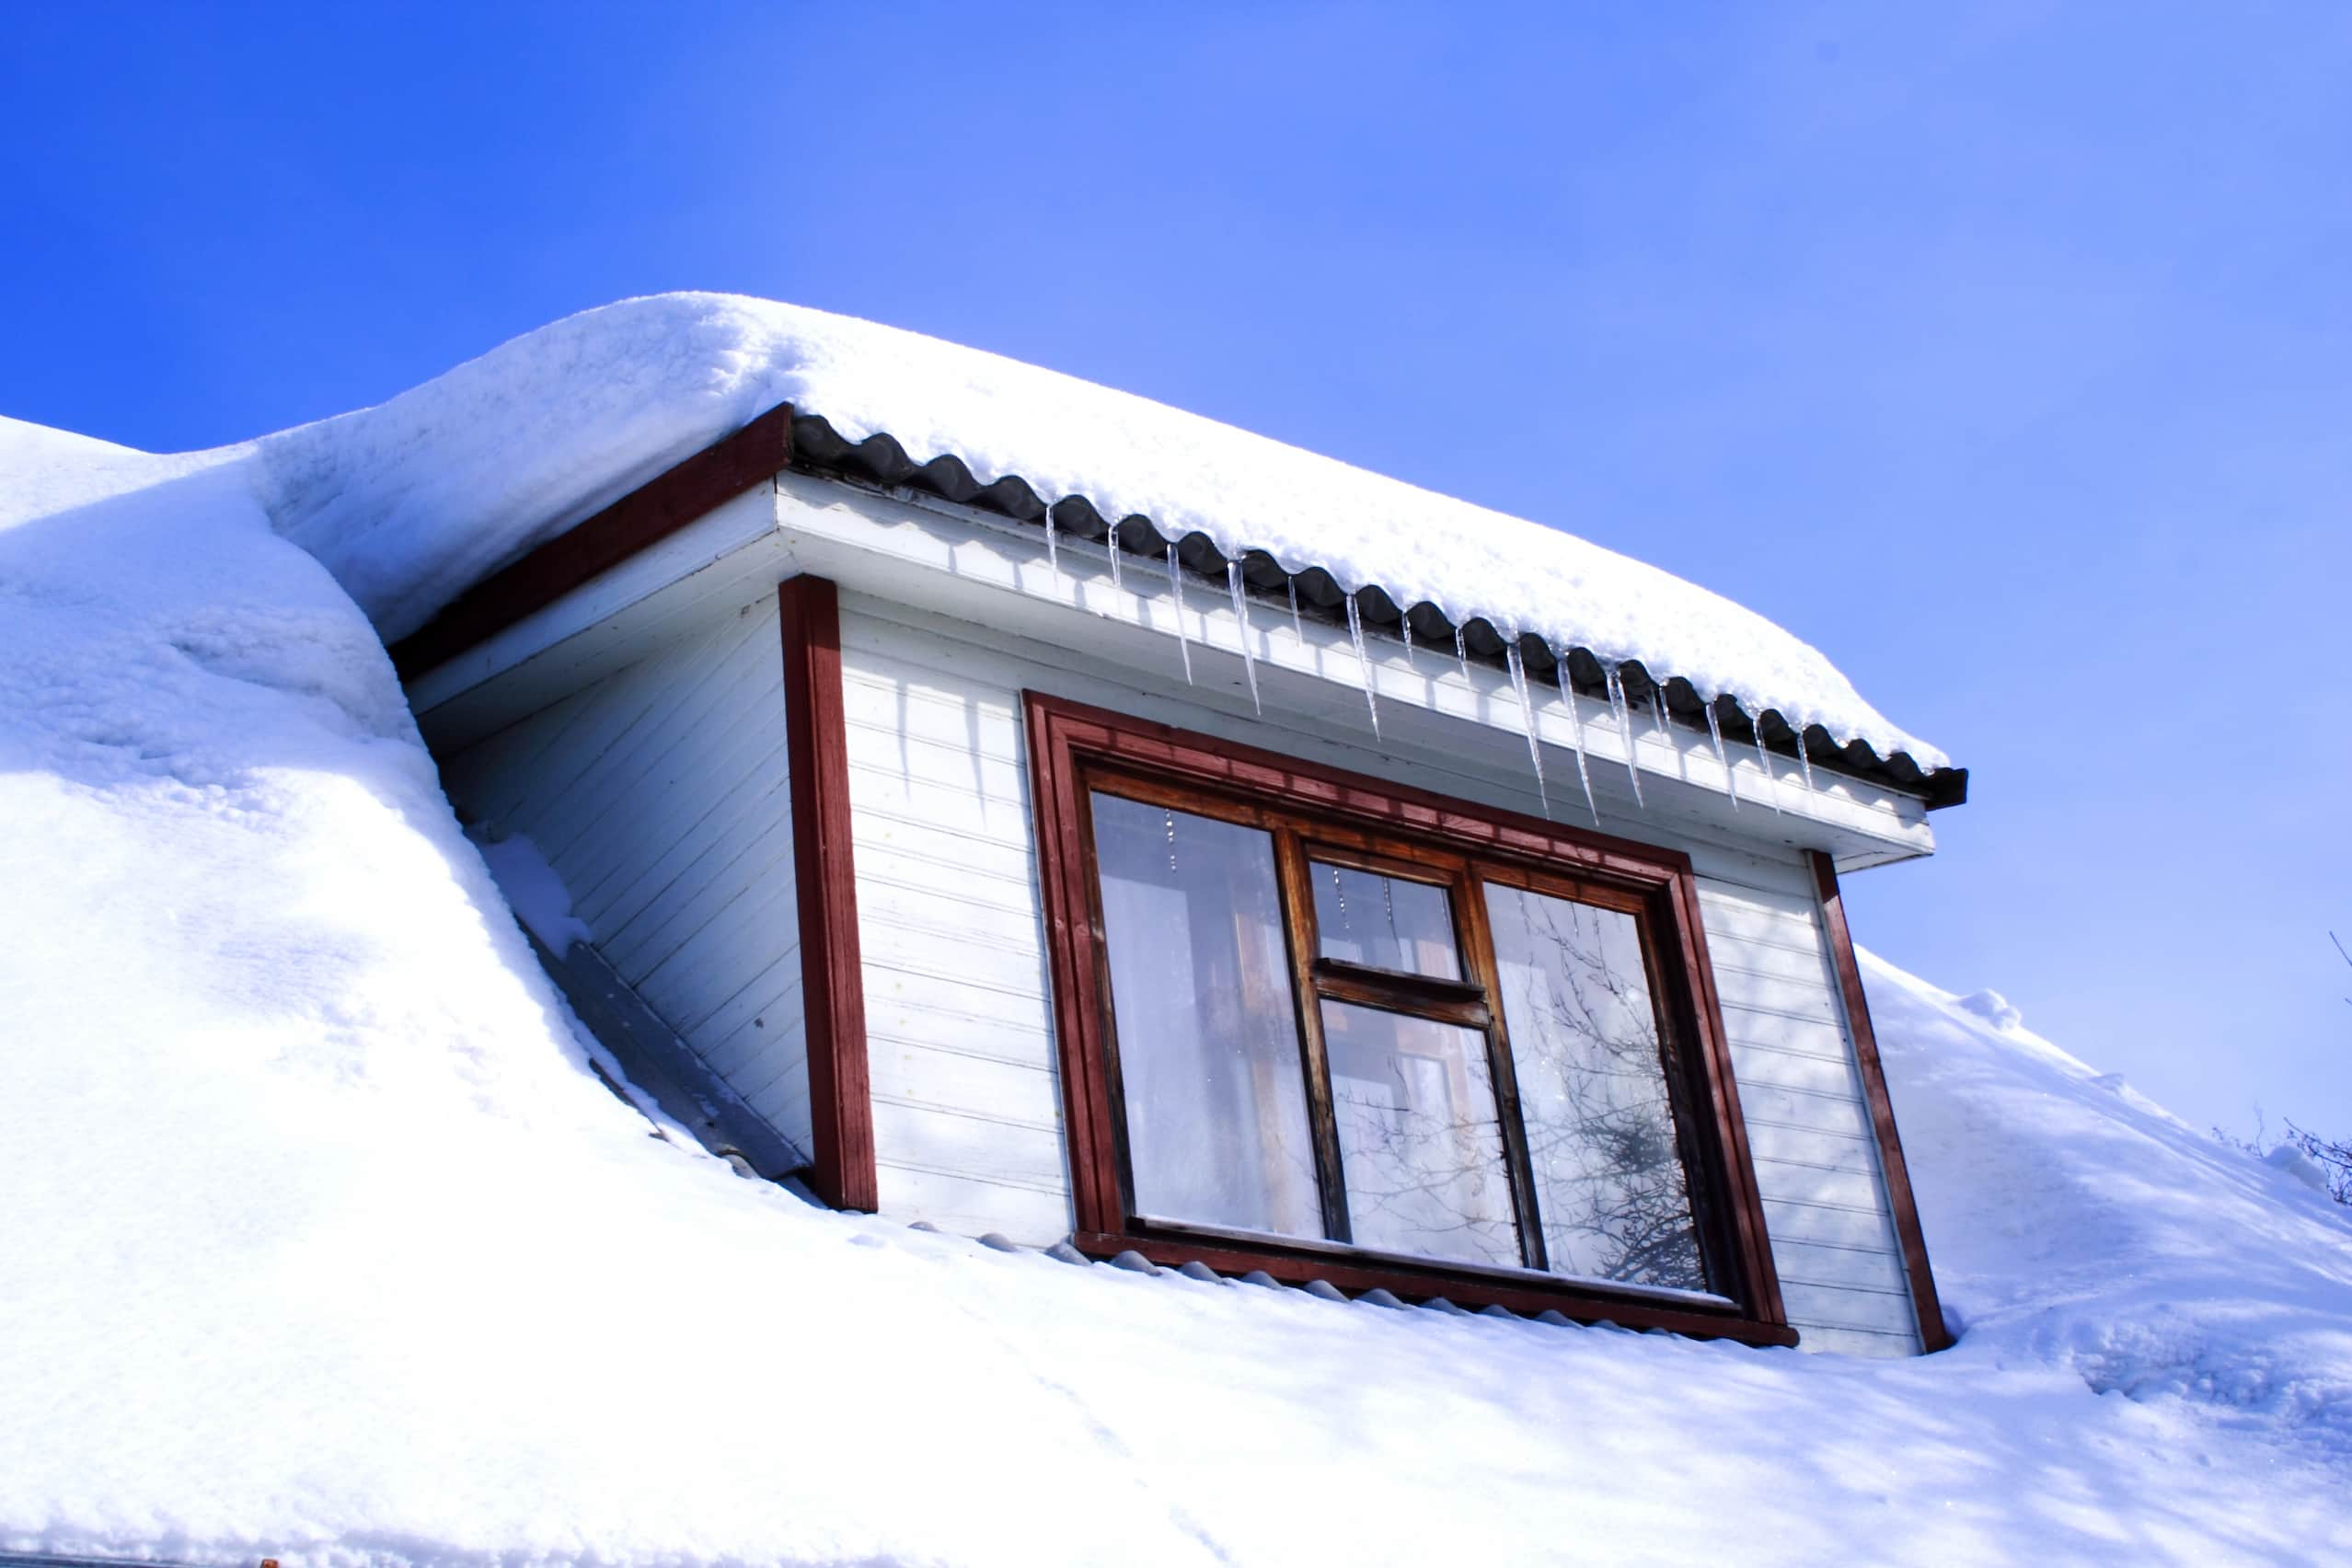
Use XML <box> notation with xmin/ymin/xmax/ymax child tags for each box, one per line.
<box><xmin>1079</xmin><ymin>1224</ymin><xmax>1800</xmax><ymax>1348</ymax></box>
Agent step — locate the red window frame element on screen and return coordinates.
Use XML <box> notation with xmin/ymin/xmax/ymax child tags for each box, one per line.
<box><xmin>1024</xmin><ymin>691</ymin><xmax>1793</xmax><ymax>1346</ymax></box>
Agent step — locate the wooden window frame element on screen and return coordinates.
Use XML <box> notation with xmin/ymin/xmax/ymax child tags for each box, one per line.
<box><xmin>1025</xmin><ymin>692</ymin><xmax>1793</xmax><ymax>1347</ymax></box>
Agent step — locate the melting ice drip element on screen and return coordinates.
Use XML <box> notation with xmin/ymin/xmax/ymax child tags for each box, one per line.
<box><xmin>1167</xmin><ymin>545</ymin><xmax>1193</xmax><ymax>686</ymax></box>
<box><xmin>1551</xmin><ymin>645</ymin><xmax>1600</xmax><ymax>823</ymax></box>
<box><xmin>1704</xmin><ymin>700</ymin><xmax>1739</xmax><ymax>811</ymax></box>
<box><xmin>1227</xmin><ymin>561</ymin><xmax>1262</xmax><ymax>715</ymax></box>
<box><xmin>1504</xmin><ymin>641</ymin><xmax>1551</xmax><ymax>819</ymax></box>
<box><xmin>1343</xmin><ymin>592</ymin><xmax>1381</xmax><ymax>738</ymax></box>
<box><xmin>1604</xmin><ymin>667</ymin><xmax>1644</xmax><ymax>809</ymax></box>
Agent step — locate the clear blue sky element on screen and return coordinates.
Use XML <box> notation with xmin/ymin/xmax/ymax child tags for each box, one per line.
<box><xmin>6</xmin><ymin>3</ymin><xmax>2347</xmax><ymax>1136</ymax></box>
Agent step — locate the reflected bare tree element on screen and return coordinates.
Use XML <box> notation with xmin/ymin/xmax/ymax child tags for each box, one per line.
<box><xmin>1505</xmin><ymin>894</ymin><xmax>1707</xmax><ymax>1292</ymax></box>
<box><xmin>1330</xmin><ymin>1070</ymin><xmax>1522</xmax><ymax>1268</ymax></box>
<box><xmin>1322</xmin><ymin>893</ymin><xmax>1707</xmax><ymax>1291</ymax></box>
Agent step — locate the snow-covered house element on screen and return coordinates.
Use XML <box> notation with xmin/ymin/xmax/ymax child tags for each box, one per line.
<box><xmin>19</xmin><ymin>296</ymin><xmax>2352</xmax><ymax>1563</ymax></box>
<box><xmin>387</xmin><ymin>304</ymin><xmax>1960</xmax><ymax>1357</ymax></box>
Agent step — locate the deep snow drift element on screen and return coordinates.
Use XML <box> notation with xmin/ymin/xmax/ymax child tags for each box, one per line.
<box><xmin>246</xmin><ymin>293</ymin><xmax>1946</xmax><ymax>773</ymax></box>
<box><xmin>4</xmin><ymin>321</ymin><xmax>2346</xmax><ymax>1563</ymax></box>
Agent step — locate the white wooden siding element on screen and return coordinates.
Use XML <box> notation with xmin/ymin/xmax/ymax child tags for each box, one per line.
<box><xmin>439</xmin><ymin>594</ymin><xmax>813</xmax><ymax>1160</ymax></box>
<box><xmin>835</xmin><ymin>595</ymin><xmax>1925</xmax><ymax>1355</ymax></box>
<box><xmin>839</xmin><ymin>628</ymin><xmax>1073</xmax><ymax>1244</ymax></box>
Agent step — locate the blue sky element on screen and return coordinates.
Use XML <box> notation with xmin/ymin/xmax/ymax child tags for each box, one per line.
<box><xmin>6</xmin><ymin>2</ymin><xmax>2347</xmax><ymax>1135</ymax></box>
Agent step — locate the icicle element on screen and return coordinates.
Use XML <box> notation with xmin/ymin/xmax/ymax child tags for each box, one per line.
<box><xmin>1794</xmin><ymin>721</ymin><xmax>1819</xmax><ymax>797</ymax></box>
<box><xmin>1704</xmin><ymin>700</ymin><xmax>1740</xmax><ymax>811</ymax></box>
<box><xmin>1652</xmin><ymin>689</ymin><xmax>1671</xmax><ymax>747</ymax></box>
<box><xmin>1042</xmin><ymin>499</ymin><xmax>1060</xmax><ymax>583</ymax></box>
<box><xmin>1286</xmin><ymin>576</ymin><xmax>1304</xmax><ymax>642</ymax></box>
<box><xmin>1755</xmin><ymin>709</ymin><xmax>1785</xmax><ymax>814</ymax></box>
<box><xmin>1455</xmin><ymin>626</ymin><xmax>1471</xmax><ymax>685</ymax></box>
<box><xmin>1107</xmin><ymin>522</ymin><xmax>1124</xmax><ymax>592</ymax></box>
<box><xmin>1401</xmin><ymin>615</ymin><xmax>1416</xmax><ymax>667</ymax></box>
<box><xmin>1552</xmin><ymin>648</ymin><xmax>1599</xmax><ymax>823</ymax></box>
<box><xmin>1227</xmin><ymin>561</ymin><xmax>1262</xmax><ymax>716</ymax></box>
<box><xmin>1167</xmin><ymin>546</ymin><xmax>1193</xmax><ymax>686</ymax></box>
<box><xmin>1605</xmin><ymin>667</ymin><xmax>1644</xmax><ymax>808</ymax></box>
<box><xmin>1505</xmin><ymin>642</ymin><xmax>1552</xmax><ymax>819</ymax></box>
<box><xmin>1343</xmin><ymin>593</ymin><xmax>1381</xmax><ymax>738</ymax></box>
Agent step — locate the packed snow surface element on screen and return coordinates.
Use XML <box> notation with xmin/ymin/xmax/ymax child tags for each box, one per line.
<box><xmin>4</xmin><ymin>410</ymin><xmax>2346</xmax><ymax>1564</ymax></box>
<box><xmin>242</xmin><ymin>293</ymin><xmax>1947</xmax><ymax>771</ymax></box>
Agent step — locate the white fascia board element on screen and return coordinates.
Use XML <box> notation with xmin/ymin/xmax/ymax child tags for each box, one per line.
<box><xmin>775</xmin><ymin>473</ymin><xmax>1936</xmax><ymax>867</ymax></box>
<box><xmin>399</xmin><ymin>468</ymin><xmax>1933</xmax><ymax>865</ymax></box>
<box><xmin>405</xmin><ymin>486</ymin><xmax>794</xmax><ymax>750</ymax></box>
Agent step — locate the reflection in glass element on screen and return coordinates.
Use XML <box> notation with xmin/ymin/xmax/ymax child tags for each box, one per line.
<box><xmin>1312</xmin><ymin>861</ymin><xmax>1460</xmax><ymax>979</ymax></box>
<box><xmin>1321</xmin><ymin>1001</ymin><xmax>1520</xmax><ymax>1268</ymax></box>
<box><xmin>1484</xmin><ymin>883</ymin><xmax>1707</xmax><ymax>1291</ymax></box>
<box><xmin>1091</xmin><ymin>793</ymin><xmax>1321</xmax><ymax>1238</ymax></box>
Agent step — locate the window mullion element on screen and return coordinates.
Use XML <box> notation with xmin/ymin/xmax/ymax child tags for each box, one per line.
<box><xmin>1458</xmin><ymin>865</ymin><xmax>1551</xmax><ymax>1275</ymax></box>
<box><xmin>1273</xmin><ymin>823</ymin><xmax>1354</xmax><ymax>1246</ymax></box>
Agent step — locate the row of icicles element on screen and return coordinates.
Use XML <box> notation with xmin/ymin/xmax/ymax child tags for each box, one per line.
<box><xmin>1042</xmin><ymin>509</ymin><xmax>1822</xmax><ymax>824</ymax></box>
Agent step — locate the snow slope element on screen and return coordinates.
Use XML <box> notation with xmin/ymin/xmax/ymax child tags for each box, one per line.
<box><xmin>244</xmin><ymin>293</ymin><xmax>1947</xmax><ymax>772</ymax></box>
<box><xmin>5</xmin><ymin>387</ymin><xmax>2347</xmax><ymax>1563</ymax></box>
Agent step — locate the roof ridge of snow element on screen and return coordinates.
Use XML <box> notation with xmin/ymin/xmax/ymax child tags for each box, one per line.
<box><xmin>237</xmin><ymin>292</ymin><xmax>1952</xmax><ymax>776</ymax></box>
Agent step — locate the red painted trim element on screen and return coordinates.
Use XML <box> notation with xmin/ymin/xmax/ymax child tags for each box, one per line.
<box><xmin>389</xmin><ymin>403</ymin><xmax>796</xmax><ymax>678</ymax></box>
<box><xmin>1808</xmin><ymin>850</ymin><xmax>1952</xmax><ymax>1352</ymax></box>
<box><xmin>779</xmin><ymin>576</ymin><xmax>877</xmax><ymax>1212</ymax></box>
<box><xmin>1024</xmin><ymin>697</ymin><xmax>1125</xmax><ymax>1236</ymax></box>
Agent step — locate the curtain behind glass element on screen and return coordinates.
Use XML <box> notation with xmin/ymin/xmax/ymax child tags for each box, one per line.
<box><xmin>1091</xmin><ymin>794</ymin><xmax>1321</xmax><ymax>1238</ymax></box>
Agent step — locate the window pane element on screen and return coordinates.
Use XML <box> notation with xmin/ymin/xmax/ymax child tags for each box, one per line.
<box><xmin>1483</xmin><ymin>884</ymin><xmax>1708</xmax><ymax>1292</ymax></box>
<box><xmin>1321</xmin><ymin>1000</ymin><xmax>1520</xmax><ymax>1268</ymax></box>
<box><xmin>1311</xmin><ymin>861</ymin><xmax>1460</xmax><ymax>980</ymax></box>
<box><xmin>1090</xmin><ymin>793</ymin><xmax>1321</xmax><ymax>1238</ymax></box>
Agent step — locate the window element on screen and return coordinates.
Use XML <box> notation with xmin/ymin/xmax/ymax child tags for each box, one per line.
<box><xmin>1026</xmin><ymin>693</ymin><xmax>1792</xmax><ymax>1344</ymax></box>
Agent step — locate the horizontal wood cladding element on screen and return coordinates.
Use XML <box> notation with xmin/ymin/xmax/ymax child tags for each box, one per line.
<box><xmin>438</xmin><ymin>594</ymin><xmax>815</xmax><ymax>1160</ymax></box>
<box><xmin>832</xmin><ymin>597</ymin><xmax>1930</xmax><ymax>1352</ymax></box>
<box><xmin>391</xmin><ymin>403</ymin><xmax>796</xmax><ymax>679</ymax></box>
<box><xmin>836</xmin><ymin>629</ymin><xmax>1069</xmax><ymax>1243</ymax></box>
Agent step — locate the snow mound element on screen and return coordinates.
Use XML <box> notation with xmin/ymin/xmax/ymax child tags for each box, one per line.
<box><xmin>1867</xmin><ymin>951</ymin><xmax>2352</xmax><ymax>1445</ymax></box>
<box><xmin>2271</xmin><ymin>1143</ymin><xmax>2335</xmax><ymax>1196</ymax></box>
<box><xmin>1958</xmin><ymin>986</ymin><xmax>2023</xmax><ymax>1030</ymax></box>
<box><xmin>238</xmin><ymin>293</ymin><xmax>1946</xmax><ymax>771</ymax></box>
<box><xmin>6</xmin><ymin>414</ymin><xmax>2347</xmax><ymax>1564</ymax></box>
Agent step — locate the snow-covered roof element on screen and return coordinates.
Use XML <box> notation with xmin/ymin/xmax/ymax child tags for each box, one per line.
<box><xmin>6</xmin><ymin>404</ymin><xmax>2351</xmax><ymax>1562</ymax></box>
<box><xmin>244</xmin><ymin>294</ymin><xmax>1958</xmax><ymax>790</ymax></box>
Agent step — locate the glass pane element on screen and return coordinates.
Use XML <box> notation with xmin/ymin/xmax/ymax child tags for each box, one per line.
<box><xmin>1090</xmin><ymin>793</ymin><xmax>1322</xmax><ymax>1238</ymax></box>
<box><xmin>1321</xmin><ymin>1000</ymin><xmax>1520</xmax><ymax>1268</ymax></box>
<box><xmin>1311</xmin><ymin>860</ymin><xmax>1461</xmax><ymax>980</ymax></box>
<box><xmin>1483</xmin><ymin>883</ymin><xmax>1708</xmax><ymax>1292</ymax></box>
